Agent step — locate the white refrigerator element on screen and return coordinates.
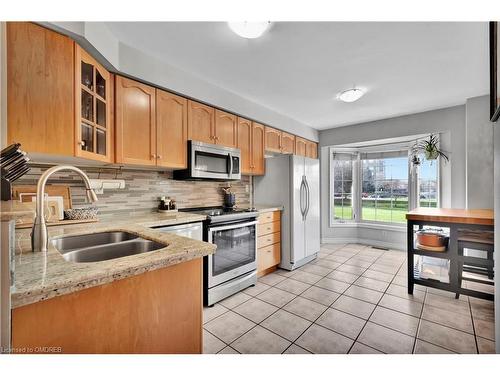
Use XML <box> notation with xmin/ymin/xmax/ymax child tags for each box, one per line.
<box><xmin>254</xmin><ymin>154</ymin><xmax>320</xmax><ymax>270</ymax></box>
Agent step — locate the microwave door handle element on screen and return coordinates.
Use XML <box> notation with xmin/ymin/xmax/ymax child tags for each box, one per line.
<box><xmin>229</xmin><ymin>153</ymin><xmax>233</xmax><ymax>179</ymax></box>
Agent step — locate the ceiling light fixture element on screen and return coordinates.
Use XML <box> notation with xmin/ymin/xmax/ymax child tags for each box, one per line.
<box><xmin>338</xmin><ymin>88</ymin><xmax>365</xmax><ymax>103</ymax></box>
<box><xmin>227</xmin><ymin>22</ymin><xmax>271</xmax><ymax>39</ymax></box>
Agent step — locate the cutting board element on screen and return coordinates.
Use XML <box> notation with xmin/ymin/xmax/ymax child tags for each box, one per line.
<box><xmin>12</xmin><ymin>184</ymin><xmax>72</xmax><ymax>209</ymax></box>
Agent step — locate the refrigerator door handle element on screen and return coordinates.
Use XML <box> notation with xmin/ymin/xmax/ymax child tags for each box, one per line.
<box><xmin>304</xmin><ymin>176</ymin><xmax>311</xmax><ymax>219</ymax></box>
<box><xmin>300</xmin><ymin>178</ymin><xmax>306</xmax><ymax>220</ymax></box>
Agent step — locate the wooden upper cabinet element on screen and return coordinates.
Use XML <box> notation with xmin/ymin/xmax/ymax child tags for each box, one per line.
<box><xmin>156</xmin><ymin>90</ymin><xmax>188</xmax><ymax>169</ymax></box>
<box><xmin>251</xmin><ymin>122</ymin><xmax>265</xmax><ymax>175</ymax></box>
<box><xmin>295</xmin><ymin>137</ymin><xmax>308</xmax><ymax>157</ymax></box>
<box><xmin>306</xmin><ymin>141</ymin><xmax>318</xmax><ymax>159</ymax></box>
<box><xmin>237</xmin><ymin>117</ymin><xmax>252</xmax><ymax>174</ymax></box>
<box><xmin>265</xmin><ymin>127</ymin><xmax>282</xmax><ymax>153</ymax></box>
<box><xmin>281</xmin><ymin>132</ymin><xmax>295</xmax><ymax>154</ymax></box>
<box><xmin>115</xmin><ymin>76</ymin><xmax>156</xmax><ymax>166</ymax></box>
<box><xmin>214</xmin><ymin>110</ymin><xmax>237</xmax><ymax>148</ymax></box>
<box><xmin>75</xmin><ymin>45</ymin><xmax>113</xmax><ymax>162</ymax></box>
<box><xmin>7</xmin><ymin>22</ymin><xmax>75</xmax><ymax>156</ymax></box>
<box><xmin>187</xmin><ymin>101</ymin><xmax>214</xmax><ymax>144</ymax></box>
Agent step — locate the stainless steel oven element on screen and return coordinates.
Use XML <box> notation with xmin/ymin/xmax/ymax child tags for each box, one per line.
<box><xmin>173</xmin><ymin>141</ymin><xmax>241</xmax><ymax>181</ymax></box>
<box><xmin>205</xmin><ymin>217</ymin><xmax>257</xmax><ymax>306</ymax></box>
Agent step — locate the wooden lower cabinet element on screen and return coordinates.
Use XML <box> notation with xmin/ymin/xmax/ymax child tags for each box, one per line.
<box><xmin>257</xmin><ymin>211</ymin><xmax>281</xmax><ymax>276</ymax></box>
<box><xmin>11</xmin><ymin>258</ymin><xmax>203</xmax><ymax>354</ymax></box>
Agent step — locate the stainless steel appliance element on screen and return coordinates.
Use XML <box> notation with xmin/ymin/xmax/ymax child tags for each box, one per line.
<box><xmin>151</xmin><ymin>222</ymin><xmax>203</xmax><ymax>241</ymax></box>
<box><xmin>180</xmin><ymin>207</ymin><xmax>258</xmax><ymax>306</ymax></box>
<box><xmin>254</xmin><ymin>154</ymin><xmax>320</xmax><ymax>270</ymax></box>
<box><xmin>173</xmin><ymin>141</ymin><xmax>241</xmax><ymax>181</ymax></box>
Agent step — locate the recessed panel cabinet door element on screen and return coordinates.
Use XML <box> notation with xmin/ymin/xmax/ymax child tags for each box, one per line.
<box><xmin>265</xmin><ymin>127</ymin><xmax>282</xmax><ymax>153</ymax></box>
<box><xmin>215</xmin><ymin>110</ymin><xmax>237</xmax><ymax>148</ymax></box>
<box><xmin>7</xmin><ymin>22</ymin><xmax>74</xmax><ymax>156</ymax></box>
<box><xmin>115</xmin><ymin>76</ymin><xmax>157</xmax><ymax>166</ymax></box>
<box><xmin>188</xmin><ymin>101</ymin><xmax>214</xmax><ymax>144</ymax></box>
<box><xmin>237</xmin><ymin>117</ymin><xmax>252</xmax><ymax>174</ymax></box>
<box><xmin>295</xmin><ymin>137</ymin><xmax>307</xmax><ymax>157</ymax></box>
<box><xmin>156</xmin><ymin>90</ymin><xmax>188</xmax><ymax>169</ymax></box>
<box><xmin>252</xmin><ymin>122</ymin><xmax>265</xmax><ymax>175</ymax></box>
<box><xmin>281</xmin><ymin>132</ymin><xmax>295</xmax><ymax>154</ymax></box>
<box><xmin>306</xmin><ymin>141</ymin><xmax>318</xmax><ymax>159</ymax></box>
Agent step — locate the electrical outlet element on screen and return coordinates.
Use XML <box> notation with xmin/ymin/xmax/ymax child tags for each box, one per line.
<box><xmin>245</xmin><ymin>185</ymin><xmax>249</xmax><ymax>193</ymax></box>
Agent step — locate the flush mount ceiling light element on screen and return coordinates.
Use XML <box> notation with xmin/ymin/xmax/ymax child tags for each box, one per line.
<box><xmin>338</xmin><ymin>88</ymin><xmax>365</xmax><ymax>103</ymax></box>
<box><xmin>227</xmin><ymin>22</ymin><xmax>271</xmax><ymax>39</ymax></box>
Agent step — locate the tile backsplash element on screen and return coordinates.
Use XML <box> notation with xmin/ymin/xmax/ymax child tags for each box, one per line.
<box><xmin>15</xmin><ymin>164</ymin><xmax>252</xmax><ymax>218</ymax></box>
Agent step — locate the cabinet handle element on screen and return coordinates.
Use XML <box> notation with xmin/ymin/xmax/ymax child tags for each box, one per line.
<box><xmin>267</xmin><ymin>249</ymin><xmax>272</xmax><ymax>253</ymax></box>
<box><xmin>151</xmin><ymin>154</ymin><xmax>157</xmax><ymax>159</ymax></box>
<box><xmin>78</xmin><ymin>141</ymin><xmax>85</xmax><ymax>146</ymax></box>
<box><xmin>267</xmin><ymin>238</ymin><xmax>271</xmax><ymax>242</ymax></box>
<box><xmin>157</xmin><ymin>155</ymin><xmax>162</xmax><ymax>159</ymax></box>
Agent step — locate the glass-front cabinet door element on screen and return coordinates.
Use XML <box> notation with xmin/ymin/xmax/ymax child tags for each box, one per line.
<box><xmin>75</xmin><ymin>45</ymin><xmax>112</xmax><ymax>162</ymax></box>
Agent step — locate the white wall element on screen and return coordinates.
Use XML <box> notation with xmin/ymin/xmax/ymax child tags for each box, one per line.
<box><xmin>42</xmin><ymin>22</ymin><xmax>318</xmax><ymax>142</ymax></box>
<box><xmin>465</xmin><ymin>95</ymin><xmax>494</xmax><ymax>209</ymax></box>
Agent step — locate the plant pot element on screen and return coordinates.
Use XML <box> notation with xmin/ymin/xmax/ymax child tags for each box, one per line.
<box><xmin>424</xmin><ymin>148</ymin><xmax>439</xmax><ymax>160</ymax></box>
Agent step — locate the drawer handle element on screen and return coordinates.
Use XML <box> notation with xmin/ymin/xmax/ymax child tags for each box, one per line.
<box><xmin>267</xmin><ymin>238</ymin><xmax>271</xmax><ymax>242</ymax></box>
<box><xmin>267</xmin><ymin>250</ymin><xmax>272</xmax><ymax>253</ymax></box>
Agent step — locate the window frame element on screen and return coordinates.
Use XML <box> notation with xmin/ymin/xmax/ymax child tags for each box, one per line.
<box><xmin>329</xmin><ymin>142</ymin><xmax>440</xmax><ymax>228</ymax></box>
<box><xmin>329</xmin><ymin>149</ymin><xmax>358</xmax><ymax>226</ymax></box>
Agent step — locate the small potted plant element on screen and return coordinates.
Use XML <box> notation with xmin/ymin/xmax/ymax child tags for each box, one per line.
<box><xmin>411</xmin><ymin>134</ymin><xmax>449</xmax><ymax>164</ymax></box>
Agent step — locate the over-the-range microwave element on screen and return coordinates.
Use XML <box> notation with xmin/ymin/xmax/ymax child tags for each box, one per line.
<box><xmin>173</xmin><ymin>141</ymin><xmax>241</xmax><ymax>181</ymax></box>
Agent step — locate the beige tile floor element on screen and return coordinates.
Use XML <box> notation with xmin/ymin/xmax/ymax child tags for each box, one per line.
<box><xmin>203</xmin><ymin>243</ymin><xmax>496</xmax><ymax>354</ymax></box>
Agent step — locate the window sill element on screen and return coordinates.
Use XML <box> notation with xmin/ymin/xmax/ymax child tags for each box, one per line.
<box><xmin>329</xmin><ymin>222</ymin><xmax>407</xmax><ymax>232</ymax></box>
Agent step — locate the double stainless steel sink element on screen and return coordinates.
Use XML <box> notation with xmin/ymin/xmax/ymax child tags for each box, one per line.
<box><xmin>51</xmin><ymin>231</ymin><xmax>165</xmax><ymax>263</ymax></box>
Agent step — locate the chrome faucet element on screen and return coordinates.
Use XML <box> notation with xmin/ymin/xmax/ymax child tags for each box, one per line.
<box><xmin>31</xmin><ymin>165</ymin><xmax>98</xmax><ymax>252</ymax></box>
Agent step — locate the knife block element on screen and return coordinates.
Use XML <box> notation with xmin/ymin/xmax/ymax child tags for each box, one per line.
<box><xmin>1</xmin><ymin>177</ymin><xmax>12</xmax><ymax>201</ymax></box>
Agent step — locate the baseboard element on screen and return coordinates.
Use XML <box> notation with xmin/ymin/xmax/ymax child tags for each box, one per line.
<box><xmin>321</xmin><ymin>237</ymin><xmax>405</xmax><ymax>251</ymax></box>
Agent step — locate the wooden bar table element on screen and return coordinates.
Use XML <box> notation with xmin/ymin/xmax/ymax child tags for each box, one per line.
<box><xmin>406</xmin><ymin>208</ymin><xmax>494</xmax><ymax>300</ymax></box>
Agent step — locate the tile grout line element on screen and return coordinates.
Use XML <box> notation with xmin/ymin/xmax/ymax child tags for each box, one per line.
<box><xmin>345</xmin><ymin>248</ymin><xmax>399</xmax><ymax>353</ymax></box>
<box><xmin>205</xmin><ymin>244</ymin><xmax>437</xmax><ymax>354</ymax></box>
<box><xmin>229</xmin><ymin>244</ymin><xmax>406</xmax><ymax>354</ymax></box>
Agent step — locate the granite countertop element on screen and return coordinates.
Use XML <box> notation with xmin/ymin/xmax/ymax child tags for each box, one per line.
<box><xmin>252</xmin><ymin>205</ymin><xmax>283</xmax><ymax>213</ymax></box>
<box><xmin>10</xmin><ymin>205</ymin><xmax>282</xmax><ymax>308</ymax></box>
<box><xmin>0</xmin><ymin>201</ymin><xmax>36</xmax><ymax>222</ymax></box>
<box><xmin>11</xmin><ymin>211</ymin><xmax>214</xmax><ymax>308</ymax></box>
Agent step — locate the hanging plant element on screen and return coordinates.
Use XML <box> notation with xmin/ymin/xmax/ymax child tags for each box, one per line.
<box><xmin>411</xmin><ymin>134</ymin><xmax>449</xmax><ymax>163</ymax></box>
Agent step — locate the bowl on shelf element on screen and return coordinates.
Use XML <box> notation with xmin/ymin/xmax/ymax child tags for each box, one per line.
<box><xmin>416</xmin><ymin>229</ymin><xmax>448</xmax><ymax>250</ymax></box>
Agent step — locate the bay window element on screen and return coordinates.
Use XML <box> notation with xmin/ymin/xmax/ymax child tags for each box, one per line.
<box><xmin>330</xmin><ymin>143</ymin><xmax>439</xmax><ymax>227</ymax></box>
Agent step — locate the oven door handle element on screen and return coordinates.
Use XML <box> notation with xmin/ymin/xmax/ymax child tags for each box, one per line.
<box><xmin>208</xmin><ymin>220</ymin><xmax>258</xmax><ymax>233</ymax></box>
